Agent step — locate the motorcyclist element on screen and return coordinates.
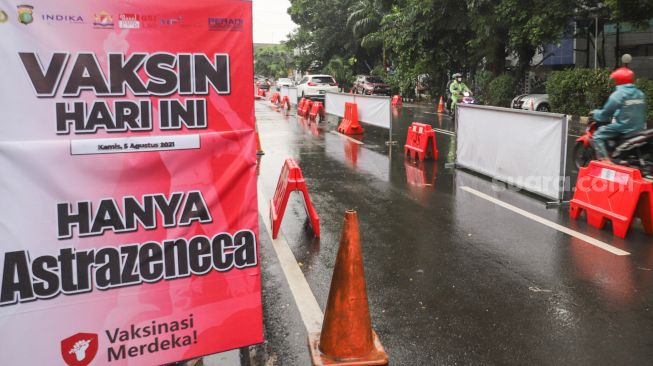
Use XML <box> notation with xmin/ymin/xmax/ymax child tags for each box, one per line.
<box><xmin>449</xmin><ymin>73</ymin><xmax>471</xmax><ymax>110</ymax></box>
<box><xmin>592</xmin><ymin>67</ymin><xmax>647</xmax><ymax>163</ymax></box>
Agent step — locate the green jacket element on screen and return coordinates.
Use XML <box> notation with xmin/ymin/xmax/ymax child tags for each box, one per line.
<box><xmin>450</xmin><ymin>80</ymin><xmax>470</xmax><ymax>96</ymax></box>
<box><xmin>593</xmin><ymin>84</ymin><xmax>647</xmax><ymax>134</ymax></box>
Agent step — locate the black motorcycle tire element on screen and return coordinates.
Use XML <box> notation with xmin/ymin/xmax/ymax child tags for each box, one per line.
<box><xmin>572</xmin><ymin>141</ymin><xmax>596</xmax><ymax>169</ymax></box>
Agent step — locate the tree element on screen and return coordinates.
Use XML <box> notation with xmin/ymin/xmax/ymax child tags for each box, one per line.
<box><xmin>254</xmin><ymin>44</ymin><xmax>293</xmax><ymax>79</ymax></box>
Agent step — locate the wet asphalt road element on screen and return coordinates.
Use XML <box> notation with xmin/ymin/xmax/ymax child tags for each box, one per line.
<box><xmin>253</xmin><ymin>100</ymin><xmax>653</xmax><ymax>365</ymax></box>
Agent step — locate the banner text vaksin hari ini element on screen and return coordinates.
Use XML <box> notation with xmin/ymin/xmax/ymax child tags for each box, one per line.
<box><xmin>19</xmin><ymin>52</ymin><xmax>230</xmax><ymax>134</ymax></box>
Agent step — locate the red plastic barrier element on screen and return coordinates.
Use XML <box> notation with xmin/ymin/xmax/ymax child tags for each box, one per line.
<box><xmin>337</xmin><ymin>102</ymin><xmax>364</xmax><ymax>135</ymax></box>
<box><xmin>391</xmin><ymin>95</ymin><xmax>402</xmax><ymax>107</ymax></box>
<box><xmin>300</xmin><ymin>100</ymin><xmax>314</xmax><ymax>118</ymax></box>
<box><xmin>280</xmin><ymin>96</ymin><xmax>291</xmax><ymax>110</ymax></box>
<box><xmin>270</xmin><ymin>92</ymin><xmax>280</xmax><ymax>104</ymax></box>
<box><xmin>270</xmin><ymin>159</ymin><xmax>320</xmax><ymax>239</ymax></box>
<box><xmin>298</xmin><ymin>98</ymin><xmax>306</xmax><ymax>114</ymax></box>
<box><xmin>570</xmin><ymin>161</ymin><xmax>653</xmax><ymax>238</ymax></box>
<box><xmin>308</xmin><ymin>101</ymin><xmax>325</xmax><ymax>121</ymax></box>
<box><xmin>404</xmin><ymin>122</ymin><xmax>438</xmax><ymax>161</ymax></box>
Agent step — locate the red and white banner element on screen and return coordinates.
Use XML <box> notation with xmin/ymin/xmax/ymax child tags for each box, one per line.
<box><xmin>0</xmin><ymin>1</ymin><xmax>262</xmax><ymax>365</ymax></box>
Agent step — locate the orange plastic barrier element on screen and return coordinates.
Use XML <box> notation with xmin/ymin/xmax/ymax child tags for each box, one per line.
<box><xmin>270</xmin><ymin>159</ymin><xmax>320</xmax><ymax>239</ymax></box>
<box><xmin>337</xmin><ymin>102</ymin><xmax>364</xmax><ymax>135</ymax></box>
<box><xmin>308</xmin><ymin>210</ymin><xmax>388</xmax><ymax>366</ymax></box>
<box><xmin>280</xmin><ymin>96</ymin><xmax>291</xmax><ymax>110</ymax></box>
<box><xmin>404</xmin><ymin>122</ymin><xmax>438</xmax><ymax>161</ymax></box>
<box><xmin>270</xmin><ymin>92</ymin><xmax>280</xmax><ymax>104</ymax></box>
<box><xmin>300</xmin><ymin>100</ymin><xmax>314</xmax><ymax>118</ymax></box>
<box><xmin>309</xmin><ymin>101</ymin><xmax>325</xmax><ymax>121</ymax></box>
<box><xmin>570</xmin><ymin>161</ymin><xmax>653</xmax><ymax>238</ymax></box>
<box><xmin>391</xmin><ymin>95</ymin><xmax>402</xmax><ymax>107</ymax></box>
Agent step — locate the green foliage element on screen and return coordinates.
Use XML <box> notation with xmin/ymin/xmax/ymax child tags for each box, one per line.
<box><xmin>487</xmin><ymin>74</ymin><xmax>517</xmax><ymax>107</ymax></box>
<box><xmin>254</xmin><ymin>44</ymin><xmax>293</xmax><ymax>79</ymax></box>
<box><xmin>635</xmin><ymin>78</ymin><xmax>653</xmax><ymax>122</ymax></box>
<box><xmin>472</xmin><ymin>70</ymin><xmax>494</xmax><ymax>105</ymax></box>
<box><xmin>324</xmin><ymin>57</ymin><xmax>354</xmax><ymax>89</ymax></box>
<box><xmin>546</xmin><ymin>68</ymin><xmax>612</xmax><ymax>116</ymax></box>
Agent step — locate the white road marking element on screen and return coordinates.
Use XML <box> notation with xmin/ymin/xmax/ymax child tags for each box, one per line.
<box><xmin>329</xmin><ymin>130</ymin><xmax>365</xmax><ymax>145</ymax></box>
<box><xmin>258</xmin><ymin>189</ymin><xmax>324</xmax><ymax>333</ymax></box>
<box><xmin>432</xmin><ymin>128</ymin><xmax>455</xmax><ymax>136</ymax></box>
<box><xmin>569</xmin><ymin>134</ymin><xmax>581</xmax><ymax>138</ymax></box>
<box><xmin>460</xmin><ymin>186</ymin><xmax>631</xmax><ymax>256</ymax></box>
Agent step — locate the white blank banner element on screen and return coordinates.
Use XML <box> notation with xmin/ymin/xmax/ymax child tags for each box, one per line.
<box><xmin>325</xmin><ymin>92</ymin><xmax>391</xmax><ymax>129</ymax></box>
<box><xmin>280</xmin><ymin>86</ymin><xmax>298</xmax><ymax>105</ymax></box>
<box><xmin>456</xmin><ymin>104</ymin><xmax>568</xmax><ymax>200</ymax></box>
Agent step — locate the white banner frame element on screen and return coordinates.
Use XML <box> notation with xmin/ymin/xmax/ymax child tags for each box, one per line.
<box><xmin>324</xmin><ymin>92</ymin><xmax>393</xmax><ymax>143</ymax></box>
<box><xmin>455</xmin><ymin>104</ymin><xmax>569</xmax><ymax>201</ymax></box>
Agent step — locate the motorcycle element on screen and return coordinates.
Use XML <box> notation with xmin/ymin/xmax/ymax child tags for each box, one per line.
<box><xmin>572</xmin><ymin>116</ymin><xmax>653</xmax><ymax>177</ymax></box>
<box><xmin>448</xmin><ymin>91</ymin><xmax>477</xmax><ymax>116</ymax></box>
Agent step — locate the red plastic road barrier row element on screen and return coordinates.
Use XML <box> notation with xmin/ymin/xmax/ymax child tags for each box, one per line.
<box><xmin>337</xmin><ymin>102</ymin><xmax>364</xmax><ymax>135</ymax></box>
<box><xmin>570</xmin><ymin>161</ymin><xmax>653</xmax><ymax>238</ymax></box>
<box><xmin>280</xmin><ymin>96</ymin><xmax>291</xmax><ymax>110</ymax></box>
<box><xmin>309</xmin><ymin>101</ymin><xmax>325</xmax><ymax>121</ymax></box>
<box><xmin>391</xmin><ymin>95</ymin><xmax>402</xmax><ymax>107</ymax></box>
<box><xmin>404</xmin><ymin>122</ymin><xmax>438</xmax><ymax>161</ymax></box>
<box><xmin>270</xmin><ymin>159</ymin><xmax>320</xmax><ymax>239</ymax></box>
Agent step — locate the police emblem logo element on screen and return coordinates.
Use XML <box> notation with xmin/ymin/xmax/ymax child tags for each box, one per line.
<box><xmin>17</xmin><ymin>4</ymin><xmax>33</xmax><ymax>25</ymax></box>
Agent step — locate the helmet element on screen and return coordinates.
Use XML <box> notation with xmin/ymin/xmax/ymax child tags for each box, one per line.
<box><xmin>610</xmin><ymin>67</ymin><xmax>634</xmax><ymax>85</ymax></box>
<box><xmin>452</xmin><ymin>73</ymin><xmax>462</xmax><ymax>79</ymax></box>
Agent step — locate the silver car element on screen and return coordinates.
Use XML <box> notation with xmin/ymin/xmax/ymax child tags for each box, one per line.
<box><xmin>276</xmin><ymin>78</ymin><xmax>294</xmax><ymax>90</ymax></box>
<box><xmin>511</xmin><ymin>94</ymin><xmax>550</xmax><ymax>112</ymax></box>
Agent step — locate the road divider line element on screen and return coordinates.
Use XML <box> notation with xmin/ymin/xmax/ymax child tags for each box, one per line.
<box><xmin>329</xmin><ymin>131</ymin><xmax>365</xmax><ymax>145</ymax></box>
<box><xmin>460</xmin><ymin>186</ymin><xmax>630</xmax><ymax>256</ymax></box>
<box><xmin>258</xmin><ymin>188</ymin><xmax>324</xmax><ymax>333</ymax></box>
<box><xmin>433</xmin><ymin>128</ymin><xmax>455</xmax><ymax>136</ymax></box>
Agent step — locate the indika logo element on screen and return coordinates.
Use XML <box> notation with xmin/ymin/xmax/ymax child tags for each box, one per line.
<box><xmin>17</xmin><ymin>4</ymin><xmax>34</xmax><ymax>25</ymax></box>
<box><xmin>93</xmin><ymin>11</ymin><xmax>113</xmax><ymax>29</ymax></box>
<box><xmin>208</xmin><ymin>17</ymin><xmax>243</xmax><ymax>32</ymax></box>
<box><xmin>61</xmin><ymin>333</ymin><xmax>99</xmax><ymax>366</ymax></box>
<box><xmin>41</xmin><ymin>14</ymin><xmax>84</xmax><ymax>24</ymax></box>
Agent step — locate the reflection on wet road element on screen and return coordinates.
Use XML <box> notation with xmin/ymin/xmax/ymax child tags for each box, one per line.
<box><xmin>255</xmin><ymin>101</ymin><xmax>653</xmax><ymax>365</ymax></box>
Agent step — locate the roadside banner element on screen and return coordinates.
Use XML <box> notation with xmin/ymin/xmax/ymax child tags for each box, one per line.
<box><xmin>0</xmin><ymin>1</ymin><xmax>262</xmax><ymax>365</ymax></box>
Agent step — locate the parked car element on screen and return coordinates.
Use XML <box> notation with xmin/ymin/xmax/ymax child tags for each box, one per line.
<box><xmin>276</xmin><ymin>78</ymin><xmax>294</xmax><ymax>90</ymax></box>
<box><xmin>511</xmin><ymin>94</ymin><xmax>550</xmax><ymax>112</ymax></box>
<box><xmin>354</xmin><ymin>75</ymin><xmax>390</xmax><ymax>95</ymax></box>
<box><xmin>257</xmin><ymin>77</ymin><xmax>272</xmax><ymax>91</ymax></box>
<box><xmin>296</xmin><ymin>74</ymin><xmax>339</xmax><ymax>100</ymax></box>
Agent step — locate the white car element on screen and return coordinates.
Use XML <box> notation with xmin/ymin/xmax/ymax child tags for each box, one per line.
<box><xmin>511</xmin><ymin>94</ymin><xmax>550</xmax><ymax>112</ymax></box>
<box><xmin>296</xmin><ymin>74</ymin><xmax>339</xmax><ymax>100</ymax></box>
<box><xmin>276</xmin><ymin>78</ymin><xmax>294</xmax><ymax>90</ymax></box>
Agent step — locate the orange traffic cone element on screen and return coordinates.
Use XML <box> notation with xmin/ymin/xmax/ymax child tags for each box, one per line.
<box><xmin>308</xmin><ymin>210</ymin><xmax>388</xmax><ymax>366</ymax></box>
<box><xmin>437</xmin><ymin>96</ymin><xmax>444</xmax><ymax>113</ymax></box>
<box><xmin>255</xmin><ymin>120</ymin><xmax>264</xmax><ymax>156</ymax></box>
